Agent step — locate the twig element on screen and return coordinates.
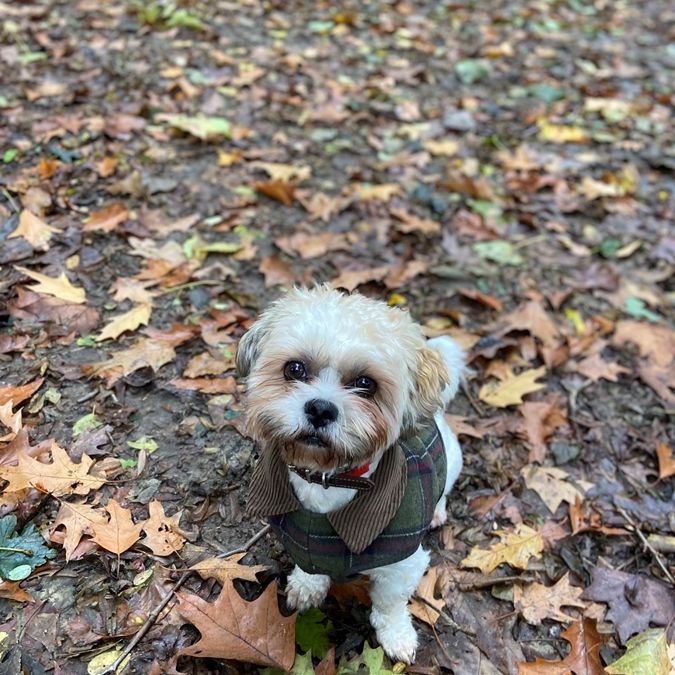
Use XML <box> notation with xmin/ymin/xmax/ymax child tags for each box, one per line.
<box><xmin>461</xmin><ymin>381</ymin><xmax>485</xmax><ymax>418</ymax></box>
<box><xmin>100</xmin><ymin>524</ymin><xmax>271</xmax><ymax>675</ymax></box>
<box><xmin>157</xmin><ymin>280</ymin><xmax>222</xmax><ymax>295</ymax></box>
<box><xmin>616</xmin><ymin>506</ymin><xmax>675</xmax><ymax>585</ymax></box>
<box><xmin>412</xmin><ymin>593</ymin><xmax>474</xmax><ymax>636</ymax></box>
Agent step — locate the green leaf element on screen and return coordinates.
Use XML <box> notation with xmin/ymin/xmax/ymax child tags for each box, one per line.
<box><xmin>72</xmin><ymin>413</ymin><xmax>102</xmax><ymax>438</ymax></box>
<box><xmin>291</xmin><ymin>652</ymin><xmax>316</xmax><ymax>675</ymax></box>
<box><xmin>624</xmin><ymin>297</ymin><xmax>661</xmax><ymax>323</ymax></box>
<box><xmin>296</xmin><ymin>608</ymin><xmax>333</xmax><ymax>659</ymax></box>
<box><xmin>119</xmin><ymin>458</ymin><xmax>137</xmax><ymax>470</ymax></box>
<box><xmin>162</xmin><ymin>114</ymin><xmax>231</xmax><ymax>141</ymax></box>
<box><xmin>3</xmin><ymin>149</ymin><xmax>18</xmax><ymax>163</ymax></box>
<box><xmin>0</xmin><ymin>515</ymin><xmax>56</xmax><ymax>581</ymax></box>
<box><xmin>308</xmin><ymin>20</ymin><xmax>334</xmax><ymax>34</ymax></box>
<box><xmin>605</xmin><ymin>628</ymin><xmax>670</xmax><ymax>675</ymax></box>
<box><xmin>597</xmin><ymin>237</ymin><xmax>622</xmax><ymax>258</ymax></box>
<box><xmin>165</xmin><ymin>8</ymin><xmax>205</xmax><ymax>30</ymax></box>
<box><xmin>528</xmin><ymin>83</ymin><xmax>566</xmax><ymax>103</ymax></box>
<box><xmin>454</xmin><ymin>59</ymin><xmax>491</xmax><ymax>84</ymax></box>
<box><xmin>76</xmin><ymin>335</ymin><xmax>97</xmax><ymax>347</ymax></box>
<box><xmin>127</xmin><ymin>436</ymin><xmax>158</xmax><ymax>454</ymax></box>
<box><xmin>473</xmin><ymin>240</ymin><xmax>523</xmax><ymax>266</ymax></box>
<box><xmin>337</xmin><ymin>643</ymin><xmax>395</xmax><ymax>675</ymax></box>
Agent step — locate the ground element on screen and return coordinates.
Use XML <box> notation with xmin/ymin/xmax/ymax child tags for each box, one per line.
<box><xmin>0</xmin><ymin>1</ymin><xmax>674</xmax><ymax>674</ymax></box>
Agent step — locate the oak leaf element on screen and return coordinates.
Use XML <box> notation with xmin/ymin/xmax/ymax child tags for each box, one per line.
<box><xmin>479</xmin><ymin>367</ymin><xmax>546</xmax><ymax>408</ymax></box>
<box><xmin>9</xmin><ymin>210</ymin><xmax>59</xmax><ymax>249</ymax></box>
<box><xmin>0</xmin><ymin>378</ymin><xmax>44</xmax><ymax>407</ymax></box>
<box><xmin>51</xmin><ymin>501</ymin><xmax>107</xmax><ymax>561</ymax></box>
<box><xmin>573</xmin><ymin>352</ymin><xmax>629</xmax><ymax>382</ymax></box>
<box><xmin>259</xmin><ymin>254</ymin><xmax>296</xmax><ymax>287</ymax></box>
<box><xmin>252</xmin><ymin>161</ymin><xmax>311</xmax><ymax>182</ymax></box>
<box><xmin>190</xmin><ymin>552</ymin><xmax>267</xmax><ymax>585</ymax></box>
<box><xmin>390</xmin><ymin>208</ymin><xmax>441</xmax><ymax>235</ymax></box>
<box><xmin>90</xmin><ymin>499</ymin><xmax>145</xmax><ymax>554</ymax></box>
<box><xmin>410</xmin><ymin>564</ymin><xmax>445</xmax><ymax>626</ymax></box>
<box><xmin>605</xmin><ymin>628</ymin><xmax>670</xmax><ymax>675</ymax></box>
<box><xmin>0</xmin><ymin>443</ymin><xmax>105</xmax><ymax>497</ymax></box>
<box><xmin>183</xmin><ymin>352</ymin><xmax>230</xmax><ymax>378</ymax></box>
<box><xmin>96</xmin><ymin>304</ymin><xmax>152</xmax><ymax>342</ymax></box>
<box><xmin>517</xmin><ymin>618</ymin><xmax>607</xmax><ymax>674</ymax></box>
<box><xmin>518</xmin><ymin>395</ymin><xmax>568</xmax><ymax>463</ymax></box>
<box><xmin>500</xmin><ymin>301</ymin><xmax>560</xmax><ymax>349</ymax></box>
<box><xmin>82</xmin><ymin>203</ymin><xmax>129</xmax><ymax>232</ymax></box>
<box><xmin>460</xmin><ymin>524</ymin><xmax>544</xmax><ymax>573</ymax></box>
<box><xmin>177</xmin><ymin>581</ymin><xmax>295</xmax><ymax>670</ymax></box>
<box><xmin>522</xmin><ymin>465</ymin><xmax>593</xmax><ymax>514</ymax></box>
<box><xmin>296</xmin><ymin>191</ymin><xmax>351</xmax><ymax>221</ymax></box>
<box><xmin>330</xmin><ymin>266</ymin><xmax>390</xmax><ymax>292</ymax></box>
<box><xmin>109</xmin><ymin>278</ymin><xmax>157</xmax><ymax>304</ymax></box>
<box><xmin>169</xmin><ymin>377</ymin><xmax>237</xmax><ymax>394</ymax></box>
<box><xmin>274</xmin><ymin>232</ymin><xmax>350</xmax><ymax>259</ymax></box>
<box><xmin>14</xmin><ymin>266</ymin><xmax>86</xmax><ymax>304</ymax></box>
<box><xmin>655</xmin><ymin>442</ymin><xmax>675</xmax><ymax>480</ymax></box>
<box><xmin>612</xmin><ymin>321</ymin><xmax>674</xmax><ymax>369</ymax></box>
<box><xmin>0</xmin><ymin>402</ymin><xmax>21</xmax><ymax>442</ymax></box>
<box><xmin>513</xmin><ymin>573</ymin><xmax>586</xmax><ymax>625</ymax></box>
<box><xmin>139</xmin><ymin>501</ymin><xmax>185</xmax><ymax>556</ymax></box>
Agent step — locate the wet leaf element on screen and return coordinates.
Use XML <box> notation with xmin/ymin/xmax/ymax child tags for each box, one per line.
<box><xmin>140</xmin><ymin>500</ymin><xmax>185</xmax><ymax>556</ymax></box>
<box><xmin>190</xmin><ymin>552</ymin><xmax>267</xmax><ymax>585</ymax></box>
<box><xmin>90</xmin><ymin>499</ymin><xmax>145</xmax><ymax>554</ymax></box>
<box><xmin>0</xmin><ymin>515</ymin><xmax>56</xmax><ymax>581</ymax></box>
<box><xmin>295</xmin><ymin>608</ymin><xmax>333</xmax><ymax>659</ymax></box>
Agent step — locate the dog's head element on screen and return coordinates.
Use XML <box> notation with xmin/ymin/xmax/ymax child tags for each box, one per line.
<box><xmin>236</xmin><ymin>286</ymin><xmax>449</xmax><ymax>472</ymax></box>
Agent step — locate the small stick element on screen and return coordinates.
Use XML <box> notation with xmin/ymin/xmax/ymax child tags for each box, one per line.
<box><xmin>616</xmin><ymin>506</ymin><xmax>675</xmax><ymax>586</ymax></box>
<box><xmin>100</xmin><ymin>524</ymin><xmax>271</xmax><ymax>675</ymax></box>
<box><xmin>647</xmin><ymin>534</ymin><xmax>675</xmax><ymax>555</ymax></box>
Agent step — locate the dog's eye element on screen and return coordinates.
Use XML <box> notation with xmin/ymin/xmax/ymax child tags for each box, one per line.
<box><xmin>284</xmin><ymin>360</ymin><xmax>308</xmax><ymax>381</ymax></box>
<box><xmin>349</xmin><ymin>376</ymin><xmax>377</xmax><ymax>398</ymax></box>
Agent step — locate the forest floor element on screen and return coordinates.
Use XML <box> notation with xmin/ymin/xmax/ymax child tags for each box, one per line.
<box><xmin>0</xmin><ymin>1</ymin><xmax>674</xmax><ymax>673</ymax></box>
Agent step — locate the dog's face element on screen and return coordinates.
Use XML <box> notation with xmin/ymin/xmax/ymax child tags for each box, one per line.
<box><xmin>237</xmin><ymin>287</ymin><xmax>448</xmax><ymax>472</ymax></box>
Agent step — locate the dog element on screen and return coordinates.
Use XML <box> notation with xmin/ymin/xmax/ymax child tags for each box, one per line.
<box><xmin>237</xmin><ymin>286</ymin><xmax>463</xmax><ymax>663</ymax></box>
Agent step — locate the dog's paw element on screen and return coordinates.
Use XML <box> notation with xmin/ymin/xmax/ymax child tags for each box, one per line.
<box><xmin>285</xmin><ymin>567</ymin><xmax>330</xmax><ymax>612</ymax></box>
<box><xmin>370</xmin><ymin>609</ymin><xmax>418</xmax><ymax>664</ymax></box>
<box><xmin>430</xmin><ymin>506</ymin><xmax>448</xmax><ymax>528</ymax></box>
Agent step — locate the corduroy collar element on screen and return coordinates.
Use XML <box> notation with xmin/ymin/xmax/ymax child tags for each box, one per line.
<box><xmin>247</xmin><ymin>439</ymin><xmax>408</xmax><ymax>554</ymax></box>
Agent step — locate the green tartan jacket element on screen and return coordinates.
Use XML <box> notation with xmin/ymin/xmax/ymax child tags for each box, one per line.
<box><xmin>247</xmin><ymin>422</ymin><xmax>446</xmax><ymax>581</ymax></box>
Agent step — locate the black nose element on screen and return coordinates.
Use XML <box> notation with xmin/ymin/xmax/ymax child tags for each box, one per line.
<box><xmin>304</xmin><ymin>399</ymin><xmax>338</xmax><ymax>429</ymax></box>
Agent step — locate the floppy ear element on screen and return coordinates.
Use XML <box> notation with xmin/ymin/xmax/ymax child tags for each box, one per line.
<box><xmin>407</xmin><ymin>347</ymin><xmax>450</xmax><ymax>423</ymax></box>
<box><xmin>235</xmin><ymin>318</ymin><xmax>270</xmax><ymax>377</ymax></box>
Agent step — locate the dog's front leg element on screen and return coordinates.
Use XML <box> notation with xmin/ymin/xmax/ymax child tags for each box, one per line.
<box><xmin>366</xmin><ymin>546</ymin><xmax>430</xmax><ymax>664</ymax></box>
<box><xmin>285</xmin><ymin>565</ymin><xmax>331</xmax><ymax>612</ymax></box>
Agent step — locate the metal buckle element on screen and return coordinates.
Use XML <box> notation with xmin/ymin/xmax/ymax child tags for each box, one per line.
<box><xmin>321</xmin><ymin>472</ymin><xmax>328</xmax><ymax>489</ymax></box>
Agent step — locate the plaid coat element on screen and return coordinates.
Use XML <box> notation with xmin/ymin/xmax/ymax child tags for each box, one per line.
<box><xmin>248</xmin><ymin>422</ymin><xmax>446</xmax><ymax>581</ymax></box>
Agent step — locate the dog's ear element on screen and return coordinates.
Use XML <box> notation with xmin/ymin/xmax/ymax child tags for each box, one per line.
<box><xmin>236</xmin><ymin>317</ymin><xmax>270</xmax><ymax>377</ymax></box>
<box><xmin>406</xmin><ymin>347</ymin><xmax>449</xmax><ymax>424</ymax></box>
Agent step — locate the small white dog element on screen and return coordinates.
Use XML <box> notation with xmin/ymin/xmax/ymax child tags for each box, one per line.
<box><xmin>238</xmin><ymin>286</ymin><xmax>463</xmax><ymax>663</ymax></box>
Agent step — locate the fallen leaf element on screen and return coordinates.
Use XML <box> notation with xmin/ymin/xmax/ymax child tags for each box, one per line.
<box><xmin>177</xmin><ymin>581</ymin><xmax>295</xmax><ymax>670</ymax></box>
<box><xmin>259</xmin><ymin>254</ymin><xmax>296</xmax><ymax>286</ymax></box>
<box><xmin>572</xmin><ymin>352</ymin><xmax>629</xmax><ymax>382</ymax></box>
<box><xmin>0</xmin><ymin>378</ymin><xmax>44</xmax><ymax>407</ymax></box>
<box><xmin>0</xmin><ymin>403</ymin><xmax>22</xmax><ymax>442</ymax></box>
<box><xmin>582</xmin><ymin>568</ymin><xmax>675</xmax><ymax>643</ymax></box>
<box><xmin>0</xmin><ymin>443</ymin><xmax>105</xmax><ymax>497</ymax></box>
<box><xmin>160</xmin><ymin>114</ymin><xmax>231</xmax><ymax>140</ymax></box>
<box><xmin>140</xmin><ymin>500</ymin><xmax>185</xmax><ymax>556</ymax></box>
<box><xmin>410</xmin><ymin>565</ymin><xmax>445</xmax><ymax>626</ymax></box>
<box><xmin>90</xmin><ymin>499</ymin><xmax>145</xmax><ymax>555</ymax></box>
<box><xmin>95</xmin><ymin>156</ymin><xmax>118</xmax><ymax>177</ymax></box>
<box><xmin>184</xmin><ymin>352</ymin><xmax>230</xmax><ymax>378</ymax></box>
<box><xmin>109</xmin><ymin>278</ymin><xmax>156</xmax><ymax>304</ymax></box>
<box><xmin>82</xmin><ymin>203</ymin><xmax>129</xmax><ymax>232</ymax></box>
<box><xmin>14</xmin><ymin>266</ymin><xmax>86</xmax><ymax>304</ymax></box>
<box><xmin>538</xmin><ymin>121</ymin><xmax>589</xmax><ymax>144</ymax></box>
<box><xmin>252</xmin><ymin>161</ymin><xmax>311</xmax><ymax>182</ymax></box>
<box><xmin>96</xmin><ymin>304</ymin><xmax>152</xmax><ymax>342</ymax></box>
<box><xmin>390</xmin><ymin>207</ymin><xmax>441</xmax><ymax>235</ymax></box>
<box><xmin>499</xmin><ymin>300</ymin><xmax>560</xmax><ymax>349</ymax></box>
<box><xmin>0</xmin><ymin>579</ymin><xmax>33</xmax><ymax>603</ymax></box>
<box><xmin>296</xmin><ymin>191</ymin><xmax>351</xmax><ymax>221</ymax></box>
<box><xmin>479</xmin><ymin>367</ymin><xmax>547</xmax><ymax>408</ymax></box>
<box><xmin>612</xmin><ymin>321</ymin><xmax>674</xmax><ymax>369</ymax></box>
<box><xmin>330</xmin><ymin>266</ymin><xmax>390</xmax><ymax>292</ymax></box>
<box><xmin>655</xmin><ymin>443</ymin><xmax>675</xmax><ymax>480</ymax></box>
<box><xmin>518</xmin><ymin>396</ymin><xmax>568</xmax><ymax>463</ymax></box>
<box><xmin>253</xmin><ymin>180</ymin><xmax>295</xmax><ymax>206</ymax></box>
<box><xmin>423</xmin><ymin>138</ymin><xmax>459</xmax><ymax>156</ymax></box>
<box><xmin>456</xmin><ymin>287</ymin><xmax>503</xmax><ymax>311</ymax></box>
<box><xmin>9</xmin><ymin>210</ymin><xmax>59</xmax><ymax>249</ymax></box>
<box><xmin>354</xmin><ymin>183</ymin><xmax>401</xmax><ymax>201</ymax></box>
<box><xmin>274</xmin><ymin>232</ymin><xmax>350</xmax><ymax>259</ymax></box>
<box><xmin>460</xmin><ymin>524</ymin><xmax>544</xmax><ymax>573</ymax></box>
<box><xmin>522</xmin><ymin>465</ymin><xmax>593</xmax><ymax>514</ymax></box>
<box><xmin>517</xmin><ymin>618</ymin><xmax>608</xmax><ymax>674</ymax></box>
<box><xmin>190</xmin><ymin>552</ymin><xmax>267</xmax><ymax>584</ymax></box>
<box><xmin>513</xmin><ymin>573</ymin><xmax>586</xmax><ymax>625</ymax></box>
<box><xmin>605</xmin><ymin>628</ymin><xmax>670</xmax><ymax>675</ymax></box>
<box><xmin>51</xmin><ymin>501</ymin><xmax>107</xmax><ymax>561</ymax></box>
<box><xmin>168</xmin><ymin>377</ymin><xmax>237</xmax><ymax>394</ymax></box>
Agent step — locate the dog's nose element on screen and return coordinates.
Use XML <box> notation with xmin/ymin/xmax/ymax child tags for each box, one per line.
<box><xmin>304</xmin><ymin>399</ymin><xmax>338</xmax><ymax>428</ymax></box>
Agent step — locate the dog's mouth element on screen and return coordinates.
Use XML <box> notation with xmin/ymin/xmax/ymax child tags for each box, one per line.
<box><xmin>297</xmin><ymin>432</ymin><xmax>329</xmax><ymax>448</ymax></box>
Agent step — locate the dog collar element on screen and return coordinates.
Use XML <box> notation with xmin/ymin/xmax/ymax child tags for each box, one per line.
<box><xmin>288</xmin><ymin>463</ymin><xmax>374</xmax><ymax>491</ymax></box>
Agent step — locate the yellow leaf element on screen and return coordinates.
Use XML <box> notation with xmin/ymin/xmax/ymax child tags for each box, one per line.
<box><xmin>252</xmin><ymin>161</ymin><xmax>311</xmax><ymax>182</ymax></box>
<box><xmin>423</xmin><ymin>139</ymin><xmax>460</xmax><ymax>156</ymax></box>
<box><xmin>478</xmin><ymin>367</ymin><xmax>546</xmax><ymax>407</ymax></box>
<box><xmin>14</xmin><ymin>266</ymin><xmax>86</xmax><ymax>304</ymax></box>
<box><xmin>521</xmin><ymin>466</ymin><xmax>593</xmax><ymax>514</ymax></box>
<box><xmin>190</xmin><ymin>552</ymin><xmax>268</xmax><ymax>584</ymax></box>
<box><xmin>354</xmin><ymin>183</ymin><xmax>402</xmax><ymax>201</ymax></box>
<box><xmin>460</xmin><ymin>524</ymin><xmax>544</xmax><ymax>573</ymax></box>
<box><xmin>538</xmin><ymin>121</ymin><xmax>589</xmax><ymax>144</ymax></box>
<box><xmin>87</xmin><ymin>647</ymin><xmax>129</xmax><ymax>675</ymax></box>
<box><xmin>90</xmin><ymin>498</ymin><xmax>145</xmax><ymax>554</ymax></box>
<box><xmin>217</xmin><ymin>149</ymin><xmax>242</xmax><ymax>166</ymax></box>
<box><xmin>140</xmin><ymin>500</ymin><xmax>185</xmax><ymax>556</ymax></box>
<box><xmin>96</xmin><ymin>304</ymin><xmax>152</xmax><ymax>342</ymax></box>
<box><xmin>513</xmin><ymin>573</ymin><xmax>586</xmax><ymax>625</ymax></box>
<box><xmin>8</xmin><ymin>210</ymin><xmax>59</xmax><ymax>249</ymax></box>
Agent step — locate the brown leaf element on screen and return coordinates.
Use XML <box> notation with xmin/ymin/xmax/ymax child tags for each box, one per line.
<box><xmin>517</xmin><ymin>618</ymin><xmax>608</xmax><ymax>674</ymax></box>
<box><xmin>456</xmin><ymin>287</ymin><xmax>503</xmax><ymax>311</ymax></box>
<box><xmin>140</xmin><ymin>500</ymin><xmax>185</xmax><ymax>556</ymax></box>
<box><xmin>479</xmin><ymin>367</ymin><xmax>547</xmax><ymax>408</ymax></box>
<box><xmin>569</xmin><ymin>497</ymin><xmax>628</xmax><ymax>537</ymax></box>
<box><xmin>390</xmin><ymin>207</ymin><xmax>441</xmax><ymax>235</ymax></box>
<box><xmin>253</xmin><ymin>180</ymin><xmax>295</xmax><ymax>206</ymax></box>
<box><xmin>0</xmin><ymin>378</ymin><xmax>44</xmax><ymax>407</ymax></box>
<box><xmin>330</xmin><ymin>266</ymin><xmax>390</xmax><ymax>292</ymax></box>
<box><xmin>460</xmin><ymin>524</ymin><xmax>544</xmax><ymax>573</ymax></box>
<box><xmin>51</xmin><ymin>501</ymin><xmax>107</xmax><ymax>561</ymax></box>
<box><xmin>169</xmin><ymin>377</ymin><xmax>237</xmax><ymax>394</ymax></box>
<box><xmin>410</xmin><ymin>565</ymin><xmax>445</xmax><ymax>626</ymax></box>
<box><xmin>0</xmin><ymin>403</ymin><xmax>21</xmax><ymax>442</ymax></box>
<box><xmin>513</xmin><ymin>573</ymin><xmax>586</xmax><ymax>625</ymax></box>
<box><xmin>14</xmin><ymin>266</ymin><xmax>86</xmax><ymax>304</ymax></box>
<box><xmin>190</xmin><ymin>553</ymin><xmax>267</xmax><ymax>585</ymax></box>
<box><xmin>0</xmin><ymin>443</ymin><xmax>105</xmax><ymax>497</ymax></box>
<box><xmin>572</xmin><ymin>352</ymin><xmax>629</xmax><ymax>383</ymax></box>
<box><xmin>441</xmin><ymin>171</ymin><xmax>496</xmax><ymax>200</ymax></box>
<box><xmin>95</xmin><ymin>156</ymin><xmax>118</xmax><ymax>178</ymax></box>
<box><xmin>655</xmin><ymin>442</ymin><xmax>675</xmax><ymax>480</ymax></box>
<box><xmin>0</xmin><ymin>580</ymin><xmax>33</xmax><ymax>603</ymax></box>
<box><xmin>177</xmin><ymin>582</ymin><xmax>295</xmax><ymax>670</ymax></box>
<box><xmin>522</xmin><ymin>465</ymin><xmax>593</xmax><ymax>514</ymax></box>
<box><xmin>274</xmin><ymin>232</ymin><xmax>350</xmax><ymax>259</ymax></box>
<box><xmin>612</xmin><ymin>321</ymin><xmax>675</xmax><ymax>369</ymax></box>
<box><xmin>353</xmin><ymin>183</ymin><xmax>401</xmax><ymax>201</ymax></box>
<box><xmin>9</xmin><ymin>210</ymin><xmax>59</xmax><ymax>249</ymax></box>
<box><xmin>82</xmin><ymin>203</ymin><xmax>129</xmax><ymax>232</ymax></box>
<box><xmin>296</xmin><ymin>191</ymin><xmax>351</xmax><ymax>221</ymax></box>
<box><xmin>109</xmin><ymin>278</ymin><xmax>157</xmax><ymax>304</ymax></box>
<box><xmin>259</xmin><ymin>254</ymin><xmax>296</xmax><ymax>287</ymax></box>
<box><xmin>384</xmin><ymin>260</ymin><xmax>427</xmax><ymax>289</ymax></box>
<box><xmin>184</xmin><ymin>352</ymin><xmax>231</xmax><ymax>378</ymax></box>
<box><xmin>518</xmin><ymin>395</ymin><xmax>567</xmax><ymax>463</ymax></box>
<box><xmin>500</xmin><ymin>301</ymin><xmax>560</xmax><ymax>351</ymax></box>
<box><xmin>90</xmin><ymin>499</ymin><xmax>145</xmax><ymax>554</ymax></box>
<box><xmin>96</xmin><ymin>304</ymin><xmax>152</xmax><ymax>342</ymax></box>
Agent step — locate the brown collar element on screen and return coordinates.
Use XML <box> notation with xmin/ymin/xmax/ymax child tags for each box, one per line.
<box><xmin>247</xmin><ymin>443</ymin><xmax>407</xmax><ymax>554</ymax></box>
<box><xmin>288</xmin><ymin>464</ymin><xmax>375</xmax><ymax>491</ymax></box>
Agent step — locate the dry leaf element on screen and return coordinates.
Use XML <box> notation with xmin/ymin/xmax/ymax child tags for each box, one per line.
<box><xmin>140</xmin><ymin>500</ymin><xmax>185</xmax><ymax>556</ymax></box>
<box><xmin>331</xmin><ymin>266</ymin><xmax>390</xmax><ymax>292</ymax></box>
<box><xmin>296</xmin><ymin>191</ymin><xmax>351</xmax><ymax>221</ymax></box>
<box><xmin>96</xmin><ymin>304</ymin><xmax>152</xmax><ymax>342</ymax></box>
<box><xmin>514</xmin><ymin>573</ymin><xmax>586</xmax><ymax>625</ymax></box>
<box><xmin>82</xmin><ymin>202</ymin><xmax>129</xmax><ymax>232</ymax></box>
<box><xmin>0</xmin><ymin>378</ymin><xmax>44</xmax><ymax>407</ymax></box>
<box><xmin>274</xmin><ymin>232</ymin><xmax>350</xmax><ymax>259</ymax></box>
<box><xmin>423</xmin><ymin>138</ymin><xmax>459</xmax><ymax>156</ymax></box>
<box><xmin>655</xmin><ymin>443</ymin><xmax>675</xmax><ymax>480</ymax></box>
<box><xmin>573</xmin><ymin>352</ymin><xmax>629</xmax><ymax>382</ymax></box>
<box><xmin>252</xmin><ymin>161</ymin><xmax>311</xmax><ymax>182</ymax></box>
<box><xmin>0</xmin><ymin>402</ymin><xmax>22</xmax><ymax>442</ymax></box>
<box><xmin>51</xmin><ymin>501</ymin><xmax>107</xmax><ymax>561</ymax></box>
<box><xmin>190</xmin><ymin>553</ymin><xmax>267</xmax><ymax>584</ymax></box>
<box><xmin>90</xmin><ymin>499</ymin><xmax>145</xmax><ymax>554</ymax></box>
<box><xmin>479</xmin><ymin>367</ymin><xmax>547</xmax><ymax>408</ymax></box>
<box><xmin>253</xmin><ymin>180</ymin><xmax>295</xmax><ymax>206</ymax></box>
<box><xmin>109</xmin><ymin>278</ymin><xmax>156</xmax><ymax>304</ymax></box>
<box><xmin>538</xmin><ymin>122</ymin><xmax>590</xmax><ymax>144</ymax></box>
<box><xmin>522</xmin><ymin>465</ymin><xmax>593</xmax><ymax>514</ymax></box>
<box><xmin>517</xmin><ymin>618</ymin><xmax>607</xmax><ymax>674</ymax></box>
<box><xmin>177</xmin><ymin>582</ymin><xmax>295</xmax><ymax>670</ymax></box>
<box><xmin>518</xmin><ymin>396</ymin><xmax>568</xmax><ymax>463</ymax></box>
<box><xmin>354</xmin><ymin>183</ymin><xmax>401</xmax><ymax>201</ymax></box>
<box><xmin>390</xmin><ymin>207</ymin><xmax>441</xmax><ymax>235</ymax></box>
<box><xmin>95</xmin><ymin>156</ymin><xmax>118</xmax><ymax>177</ymax></box>
<box><xmin>259</xmin><ymin>254</ymin><xmax>296</xmax><ymax>287</ymax></box>
<box><xmin>184</xmin><ymin>352</ymin><xmax>230</xmax><ymax>378</ymax></box>
<box><xmin>169</xmin><ymin>377</ymin><xmax>237</xmax><ymax>394</ymax></box>
<box><xmin>410</xmin><ymin>565</ymin><xmax>445</xmax><ymax>626</ymax></box>
<box><xmin>0</xmin><ymin>443</ymin><xmax>105</xmax><ymax>497</ymax></box>
<box><xmin>9</xmin><ymin>210</ymin><xmax>59</xmax><ymax>249</ymax></box>
<box><xmin>612</xmin><ymin>321</ymin><xmax>674</xmax><ymax>369</ymax></box>
<box><xmin>460</xmin><ymin>524</ymin><xmax>544</xmax><ymax>573</ymax></box>
<box><xmin>14</xmin><ymin>266</ymin><xmax>86</xmax><ymax>304</ymax></box>
<box><xmin>500</xmin><ymin>301</ymin><xmax>560</xmax><ymax>349</ymax></box>
<box><xmin>0</xmin><ymin>580</ymin><xmax>34</xmax><ymax>603</ymax></box>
